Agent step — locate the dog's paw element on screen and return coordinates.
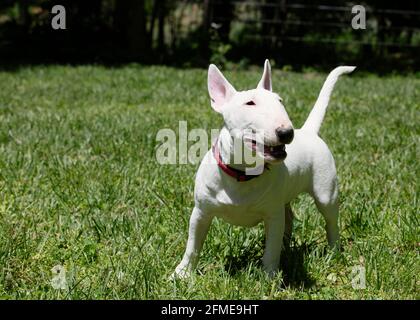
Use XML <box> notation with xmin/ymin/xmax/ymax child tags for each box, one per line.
<box><xmin>263</xmin><ymin>265</ymin><xmax>280</xmax><ymax>279</ymax></box>
<box><xmin>170</xmin><ymin>266</ymin><xmax>192</xmax><ymax>280</ymax></box>
<box><xmin>328</xmin><ymin>239</ymin><xmax>341</xmax><ymax>252</ymax></box>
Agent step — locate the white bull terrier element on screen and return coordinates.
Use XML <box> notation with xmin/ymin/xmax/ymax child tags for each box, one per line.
<box><xmin>173</xmin><ymin>60</ymin><xmax>355</xmax><ymax>278</ymax></box>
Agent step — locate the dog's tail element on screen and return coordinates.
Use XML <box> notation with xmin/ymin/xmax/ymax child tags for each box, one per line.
<box><xmin>301</xmin><ymin>66</ymin><xmax>356</xmax><ymax>134</ymax></box>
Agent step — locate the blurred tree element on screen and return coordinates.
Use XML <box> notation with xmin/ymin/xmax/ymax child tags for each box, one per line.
<box><xmin>157</xmin><ymin>0</ymin><xmax>166</xmax><ymax>51</ymax></box>
<box><xmin>260</xmin><ymin>0</ymin><xmax>287</xmax><ymax>49</ymax></box>
<box><xmin>203</xmin><ymin>0</ymin><xmax>212</xmax><ymax>32</ymax></box>
<box><xmin>212</xmin><ymin>0</ymin><xmax>234</xmax><ymax>42</ymax></box>
<box><xmin>115</xmin><ymin>0</ymin><xmax>148</xmax><ymax>58</ymax></box>
<box><xmin>17</xmin><ymin>0</ymin><xmax>29</xmax><ymax>28</ymax></box>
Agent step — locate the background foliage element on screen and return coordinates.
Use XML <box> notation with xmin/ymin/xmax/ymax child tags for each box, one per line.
<box><xmin>0</xmin><ymin>0</ymin><xmax>419</xmax><ymax>71</ymax></box>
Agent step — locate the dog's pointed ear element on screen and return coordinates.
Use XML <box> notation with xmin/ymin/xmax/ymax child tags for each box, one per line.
<box><xmin>257</xmin><ymin>59</ymin><xmax>272</xmax><ymax>91</ymax></box>
<box><xmin>208</xmin><ymin>64</ymin><xmax>236</xmax><ymax>113</ymax></box>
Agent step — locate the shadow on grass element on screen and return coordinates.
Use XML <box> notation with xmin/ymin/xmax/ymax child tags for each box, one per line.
<box><xmin>279</xmin><ymin>243</ymin><xmax>316</xmax><ymax>289</ymax></box>
<box><xmin>223</xmin><ymin>241</ymin><xmax>316</xmax><ymax>289</ymax></box>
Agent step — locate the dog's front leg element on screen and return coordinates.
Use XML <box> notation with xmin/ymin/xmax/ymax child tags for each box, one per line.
<box><xmin>263</xmin><ymin>208</ymin><xmax>285</xmax><ymax>276</ymax></box>
<box><xmin>172</xmin><ymin>207</ymin><xmax>213</xmax><ymax>278</ymax></box>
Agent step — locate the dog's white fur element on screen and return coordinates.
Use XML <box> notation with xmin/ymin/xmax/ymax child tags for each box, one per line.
<box><xmin>173</xmin><ymin>60</ymin><xmax>355</xmax><ymax>277</ymax></box>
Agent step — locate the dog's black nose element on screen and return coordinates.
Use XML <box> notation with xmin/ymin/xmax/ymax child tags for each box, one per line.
<box><xmin>276</xmin><ymin>127</ymin><xmax>294</xmax><ymax>144</ymax></box>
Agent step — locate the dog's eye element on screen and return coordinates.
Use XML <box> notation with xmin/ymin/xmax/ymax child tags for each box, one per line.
<box><xmin>245</xmin><ymin>101</ymin><xmax>255</xmax><ymax>106</ymax></box>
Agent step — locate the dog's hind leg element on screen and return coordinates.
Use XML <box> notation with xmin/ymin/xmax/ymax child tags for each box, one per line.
<box><xmin>311</xmin><ymin>168</ymin><xmax>340</xmax><ymax>249</ymax></box>
<box><xmin>284</xmin><ymin>203</ymin><xmax>294</xmax><ymax>247</ymax></box>
<box><xmin>315</xmin><ymin>200</ymin><xmax>340</xmax><ymax>249</ymax></box>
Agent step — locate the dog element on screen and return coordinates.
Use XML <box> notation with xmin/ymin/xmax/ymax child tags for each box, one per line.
<box><xmin>173</xmin><ymin>60</ymin><xmax>355</xmax><ymax>278</ymax></box>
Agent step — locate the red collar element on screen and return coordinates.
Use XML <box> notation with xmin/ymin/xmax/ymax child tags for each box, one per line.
<box><xmin>212</xmin><ymin>138</ymin><xmax>265</xmax><ymax>182</ymax></box>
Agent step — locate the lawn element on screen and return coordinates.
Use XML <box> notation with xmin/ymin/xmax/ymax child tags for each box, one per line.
<box><xmin>0</xmin><ymin>64</ymin><xmax>418</xmax><ymax>299</ymax></box>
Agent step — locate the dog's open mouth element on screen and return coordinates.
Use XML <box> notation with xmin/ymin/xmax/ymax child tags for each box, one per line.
<box><xmin>249</xmin><ymin>139</ymin><xmax>287</xmax><ymax>160</ymax></box>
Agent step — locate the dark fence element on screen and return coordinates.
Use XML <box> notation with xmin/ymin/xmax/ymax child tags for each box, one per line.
<box><xmin>206</xmin><ymin>1</ymin><xmax>420</xmax><ymax>71</ymax></box>
<box><xmin>0</xmin><ymin>0</ymin><xmax>419</xmax><ymax>71</ymax></box>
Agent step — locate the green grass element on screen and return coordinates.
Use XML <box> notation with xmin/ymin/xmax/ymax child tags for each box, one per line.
<box><xmin>0</xmin><ymin>64</ymin><xmax>418</xmax><ymax>299</ymax></box>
